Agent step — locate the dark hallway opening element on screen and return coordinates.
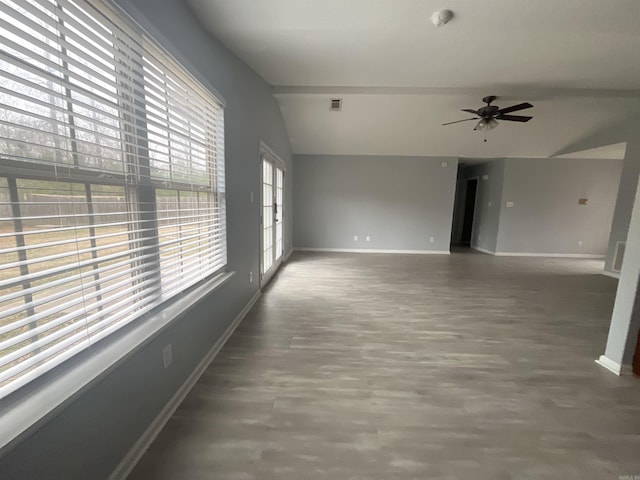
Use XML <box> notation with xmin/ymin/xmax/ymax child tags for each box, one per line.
<box><xmin>460</xmin><ymin>178</ymin><xmax>478</xmax><ymax>246</ymax></box>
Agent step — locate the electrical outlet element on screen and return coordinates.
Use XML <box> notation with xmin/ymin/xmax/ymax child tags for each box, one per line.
<box><xmin>250</xmin><ymin>191</ymin><xmax>254</xmax><ymax>203</ymax></box>
<box><xmin>578</xmin><ymin>240</ymin><xmax>583</xmax><ymax>247</ymax></box>
<box><xmin>429</xmin><ymin>236</ymin><xmax>435</xmax><ymax>244</ymax></box>
<box><xmin>353</xmin><ymin>235</ymin><xmax>358</xmax><ymax>242</ymax></box>
<box><xmin>365</xmin><ymin>235</ymin><xmax>371</xmax><ymax>242</ymax></box>
<box><xmin>162</xmin><ymin>344</ymin><xmax>173</xmax><ymax>369</ymax></box>
<box><xmin>249</xmin><ymin>271</ymin><xmax>253</xmax><ymax>283</ymax></box>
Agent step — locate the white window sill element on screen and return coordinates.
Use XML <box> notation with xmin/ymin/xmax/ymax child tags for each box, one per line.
<box><xmin>0</xmin><ymin>271</ymin><xmax>234</xmax><ymax>455</ymax></box>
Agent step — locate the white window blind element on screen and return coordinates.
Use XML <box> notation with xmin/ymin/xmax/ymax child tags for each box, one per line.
<box><xmin>0</xmin><ymin>0</ymin><xmax>226</xmax><ymax>399</ymax></box>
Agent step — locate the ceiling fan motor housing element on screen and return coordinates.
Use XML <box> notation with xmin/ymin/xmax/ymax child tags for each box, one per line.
<box><xmin>479</xmin><ymin>96</ymin><xmax>499</xmax><ymax>118</ymax></box>
<box><xmin>478</xmin><ymin>105</ymin><xmax>500</xmax><ymax>119</ymax></box>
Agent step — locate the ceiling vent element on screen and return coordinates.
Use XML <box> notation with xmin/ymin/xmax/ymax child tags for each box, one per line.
<box><xmin>330</xmin><ymin>98</ymin><xmax>342</xmax><ymax>111</ymax></box>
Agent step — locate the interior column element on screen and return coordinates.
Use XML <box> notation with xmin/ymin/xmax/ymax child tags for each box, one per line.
<box><xmin>597</xmin><ymin>169</ymin><xmax>640</xmax><ymax>374</ymax></box>
<box><xmin>604</xmin><ymin>140</ymin><xmax>640</xmax><ymax>274</ymax></box>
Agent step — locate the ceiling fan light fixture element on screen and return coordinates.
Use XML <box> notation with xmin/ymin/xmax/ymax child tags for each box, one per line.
<box><xmin>430</xmin><ymin>9</ymin><xmax>454</xmax><ymax>27</ymax></box>
<box><xmin>474</xmin><ymin>118</ymin><xmax>499</xmax><ymax>131</ymax></box>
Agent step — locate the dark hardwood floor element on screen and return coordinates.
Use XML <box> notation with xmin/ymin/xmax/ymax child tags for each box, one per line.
<box><xmin>128</xmin><ymin>250</ymin><xmax>640</xmax><ymax>480</ymax></box>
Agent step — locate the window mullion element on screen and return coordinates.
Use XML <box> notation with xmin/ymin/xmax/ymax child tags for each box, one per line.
<box><xmin>116</xmin><ymin>37</ymin><xmax>162</xmax><ymax>296</ymax></box>
<box><xmin>7</xmin><ymin>177</ymin><xmax>40</xmax><ymax>351</ymax></box>
<box><xmin>105</xmin><ymin>24</ymin><xmax>162</xmax><ymax>302</ymax></box>
<box><xmin>84</xmin><ymin>184</ymin><xmax>103</xmax><ymax>312</ymax></box>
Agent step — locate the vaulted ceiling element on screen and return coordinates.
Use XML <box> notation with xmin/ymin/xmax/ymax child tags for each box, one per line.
<box><xmin>186</xmin><ymin>0</ymin><xmax>640</xmax><ymax>159</ymax></box>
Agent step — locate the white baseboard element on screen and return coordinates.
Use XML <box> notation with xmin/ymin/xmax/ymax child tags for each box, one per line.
<box><xmin>494</xmin><ymin>252</ymin><xmax>606</xmax><ymax>259</ymax></box>
<box><xmin>595</xmin><ymin>355</ymin><xmax>632</xmax><ymax>375</ymax></box>
<box><xmin>109</xmin><ymin>290</ymin><xmax>262</xmax><ymax>480</ymax></box>
<box><xmin>471</xmin><ymin>246</ymin><xmax>496</xmax><ymax>255</ymax></box>
<box><xmin>601</xmin><ymin>270</ymin><xmax>620</xmax><ymax>279</ymax></box>
<box><xmin>294</xmin><ymin>247</ymin><xmax>450</xmax><ymax>255</ymax></box>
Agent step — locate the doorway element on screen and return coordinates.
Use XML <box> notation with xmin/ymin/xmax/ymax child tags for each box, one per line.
<box><xmin>260</xmin><ymin>144</ymin><xmax>285</xmax><ymax>286</ymax></box>
<box><xmin>460</xmin><ymin>178</ymin><xmax>478</xmax><ymax>246</ymax></box>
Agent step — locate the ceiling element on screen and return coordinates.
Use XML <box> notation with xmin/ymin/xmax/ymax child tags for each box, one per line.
<box><xmin>186</xmin><ymin>0</ymin><xmax>640</xmax><ymax>158</ymax></box>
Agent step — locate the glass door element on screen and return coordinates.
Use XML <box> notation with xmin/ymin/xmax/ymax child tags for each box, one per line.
<box><xmin>260</xmin><ymin>147</ymin><xmax>285</xmax><ymax>285</ymax></box>
<box><xmin>275</xmin><ymin>167</ymin><xmax>284</xmax><ymax>262</ymax></box>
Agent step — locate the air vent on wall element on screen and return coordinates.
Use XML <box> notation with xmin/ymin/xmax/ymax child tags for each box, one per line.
<box><xmin>613</xmin><ymin>241</ymin><xmax>626</xmax><ymax>273</ymax></box>
<box><xmin>330</xmin><ymin>98</ymin><xmax>342</xmax><ymax>111</ymax></box>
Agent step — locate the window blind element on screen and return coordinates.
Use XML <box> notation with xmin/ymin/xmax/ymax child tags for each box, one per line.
<box><xmin>0</xmin><ymin>0</ymin><xmax>226</xmax><ymax>399</ymax></box>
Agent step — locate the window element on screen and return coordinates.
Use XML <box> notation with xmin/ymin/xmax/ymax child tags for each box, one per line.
<box><xmin>0</xmin><ymin>0</ymin><xmax>226</xmax><ymax>400</ymax></box>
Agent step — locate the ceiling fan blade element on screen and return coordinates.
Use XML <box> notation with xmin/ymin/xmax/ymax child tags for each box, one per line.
<box><xmin>497</xmin><ymin>102</ymin><xmax>533</xmax><ymax>115</ymax></box>
<box><xmin>442</xmin><ymin>117</ymin><xmax>479</xmax><ymax>126</ymax></box>
<box><xmin>461</xmin><ymin>109</ymin><xmax>479</xmax><ymax>115</ymax></box>
<box><xmin>498</xmin><ymin>114</ymin><xmax>533</xmax><ymax>122</ymax></box>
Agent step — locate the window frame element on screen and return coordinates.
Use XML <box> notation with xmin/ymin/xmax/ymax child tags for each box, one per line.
<box><xmin>0</xmin><ymin>0</ymin><xmax>229</xmax><ymax>439</ymax></box>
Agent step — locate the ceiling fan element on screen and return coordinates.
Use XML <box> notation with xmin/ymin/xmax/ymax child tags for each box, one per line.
<box><xmin>442</xmin><ymin>96</ymin><xmax>533</xmax><ymax>141</ymax></box>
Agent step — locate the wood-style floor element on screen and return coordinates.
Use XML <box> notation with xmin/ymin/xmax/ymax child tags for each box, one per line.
<box><xmin>128</xmin><ymin>250</ymin><xmax>640</xmax><ymax>480</ymax></box>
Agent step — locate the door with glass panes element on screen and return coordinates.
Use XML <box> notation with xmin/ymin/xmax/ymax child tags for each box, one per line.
<box><xmin>261</xmin><ymin>147</ymin><xmax>284</xmax><ymax>285</ymax></box>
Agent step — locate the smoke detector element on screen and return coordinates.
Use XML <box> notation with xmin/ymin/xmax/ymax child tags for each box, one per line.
<box><xmin>431</xmin><ymin>9</ymin><xmax>454</xmax><ymax>27</ymax></box>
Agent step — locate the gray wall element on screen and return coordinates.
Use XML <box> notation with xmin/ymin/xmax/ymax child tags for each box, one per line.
<box><xmin>293</xmin><ymin>155</ymin><xmax>458</xmax><ymax>252</ymax></box>
<box><xmin>0</xmin><ymin>0</ymin><xmax>291</xmax><ymax>478</ymax></box>
<box><xmin>604</xmin><ymin>140</ymin><xmax>640</xmax><ymax>273</ymax></box>
<box><xmin>457</xmin><ymin>160</ymin><xmax>505</xmax><ymax>253</ymax></box>
<box><xmin>496</xmin><ymin>158</ymin><xmax>622</xmax><ymax>255</ymax></box>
